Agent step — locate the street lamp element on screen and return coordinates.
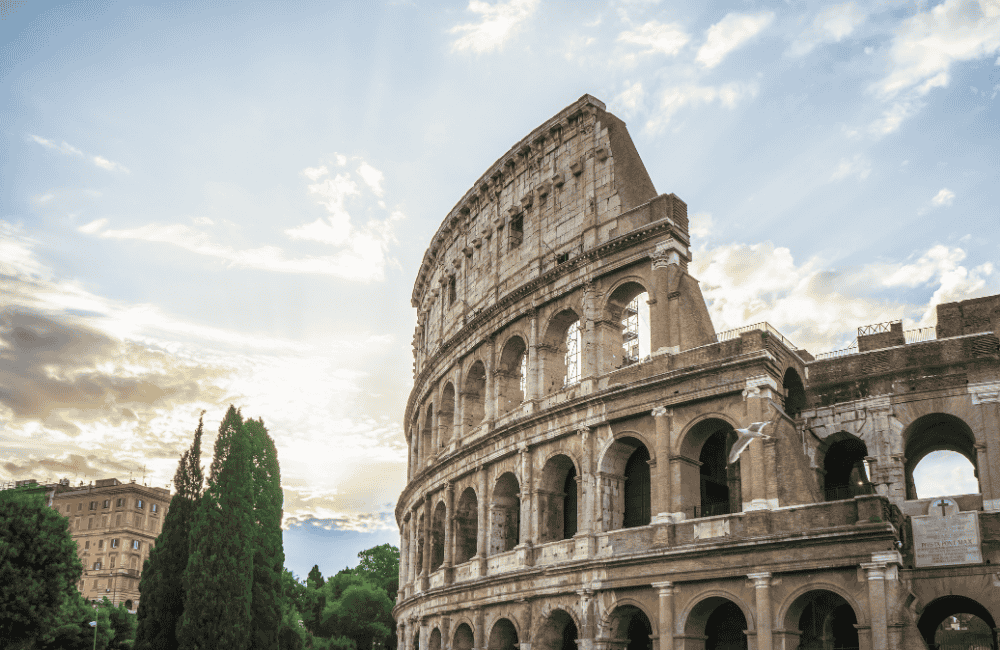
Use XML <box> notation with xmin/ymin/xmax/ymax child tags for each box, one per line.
<box><xmin>89</xmin><ymin>620</ymin><xmax>97</xmax><ymax>650</ymax></box>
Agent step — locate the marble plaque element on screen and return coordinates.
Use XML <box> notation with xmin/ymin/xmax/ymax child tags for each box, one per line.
<box><xmin>912</xmin><ymin>512</ymin><xmax>983</xmax><ymax>567</ymax></box>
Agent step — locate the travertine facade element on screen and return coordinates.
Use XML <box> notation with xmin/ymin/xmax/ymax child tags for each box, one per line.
<box><xmin>50</xmin><ymin>477</ymin><xmax>169</xmax><ymax>610</ymax></box>
<box><xmin>395</xmin><ymin>95</ymin><xmax>1000</xmax><ymax>650</ymax></box>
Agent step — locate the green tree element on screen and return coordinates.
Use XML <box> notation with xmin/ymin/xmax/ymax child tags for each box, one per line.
<box><xmin>307</xmin><ymin>564</ymin><xmax>325</xmax><ymax>589</ymax></box>
<box><xmin>246</xmin><ymin>417</ymin><xmax>284</xmax><ymax>650</ymax></box>
<box><xmin>354</xmin><ymin>544</ymin><xmax>399</xmax><ymax>596</ymax></box>
<box><xmin>0</xmin><ymin>486</ymin><xmax>83</xmax><ymax>649</ymax></box>
<box><xmin>177</xmin><ymin>405</ymin><xmax>254</xmax><ymax>650</ymax></box>
<box><xmin>318</xmin><ymin>575</ymin><xmax>393</xmax><ymax>650</ymax></box>
<box><xmin>135</xmin><ymin>412</ymin><xmax>205</xmax><ymax>650</ymax></box>
<box><xmin>100</xmin><ymin>597</ymin><xmax>138</xmax><ymax>649</ymax></box>
<box><xmin>33</xmin><ymin>590</ymin><xmax>114</xmax><ymax>650</ymax></box>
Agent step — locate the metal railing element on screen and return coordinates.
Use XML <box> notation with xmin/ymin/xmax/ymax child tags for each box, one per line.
<box><xmin>857</xmin><ymin>320</ymin><xmax>901</xmax><ymax>336</ymax></box>
<box><xmin>813</xmin><ymin>341</ymin><xmax>858</xmax><ymax>360</ymax></box>
<box><xmin>715</xmin><ymin>322</ymin><xmax>800</xmax><ymax>351</ymax></box>
<box><xmin>678</xmin><ymin>503</ymin><xmax>732</xmax><ymax>519</ymax></box>
<box><xmin>904</xmin><ymin>326</ymin><xmax>936</xmax><ymax>344</ymax></box>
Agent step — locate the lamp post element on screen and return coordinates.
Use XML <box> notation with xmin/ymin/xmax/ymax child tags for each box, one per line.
<box><xmin>89</xmin><ymin>620</ymin><xmax>97</xmax><ymax>650</ymax></box>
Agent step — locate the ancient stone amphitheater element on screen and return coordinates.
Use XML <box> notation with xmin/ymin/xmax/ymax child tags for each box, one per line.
<box><xmin>394</xmin><ymin>95</ymin><xmax>1000</xmax><ymax>650</ymax></box>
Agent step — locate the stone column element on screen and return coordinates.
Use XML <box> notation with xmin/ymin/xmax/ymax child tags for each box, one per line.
<box><xmin>861</xmin><ymin>552</ymin><xmax>902</xmax><ymax>650</ymax></box>
<box><xmin>421</xmin><ymin>617</ymin><xmax>430</xmax><ymax>650</ymax></box>
<box><xmin>399</xmin><ymin>514</ymin><xmax>410</xmax><ymax>597</ymax></box>
<box><xmin>748</xmin><ymin>572</ymin><xmax>773</xmax><ymax>650</ymax></box>
<box><xmin>972</xmin><ymin>383</ymin><xmax>1000</xmax><ymax>510</ymax></box>
<box><xmin>648</xmin><ymin>240</ymin><xmax>686</xmax><ymax>355</ymax></box>
<box><xmin>443</xmin><ymin>482</ymin><xmax>455</xmax><ymax>572</ymax></box>
<box><xmin>742</xmin><ymin>377</ymin><xmax>780</xmax><ymax>511</ymax></box>
<box><xmin>473</xmin><ymin>607</ymin><xmax>486</xmax><ymax>650</ymax></box>
<box><xmin>454</xmin><ymin>367</ymin><xmax>464</xmax><ymax>445</ymax></box>
<box><xmin>519</xmin><ymin>444</ymin><xmax>534</xmax><ymax>552</ymax></box>
<box><xmin>652</xmin><ymin>407</ymin><xmax>674</xmax><ymax>523</ymax></box>
<box><xmin>421</xmin><ymin>495</ymin><xmax>432</xmax><ymax>587</ymax></box>
<box><xmin>976</xmin><ymin>443</ymin><xmax>995</xmax><ymax>511</ymax></box>
<box><xmin>652</xmin><ymin>581</ymin><xmax>675</xmax><ymax>650</ymax></box>
<box><xmin>484</xmin><ymin>337</ymin><xmax>496</xmax><ymax>423</ymax></box>
<box><xmin>527</xmin><ymin>309</ymin><xmax>540</xmax><ymax>401</ymax></box>
<box><xmin>578</xmin><ymin>589</ymin><xmax>595</xmax><ymax>650</ymax></box>
<box><xmin>476</xmin><ymin>466</ymin><xmax>488</xmax><ymax>572</ymax></box>
<box><xmin>409</xmin><ymin>508</ymin><xmax>419</xmax><ymax>585</ymax></box>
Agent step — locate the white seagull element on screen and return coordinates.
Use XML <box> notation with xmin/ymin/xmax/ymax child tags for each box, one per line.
<box><xmin>727</xmin><ymin>421</ymin><xmax>773</xmax><ymax>464</ymax></box>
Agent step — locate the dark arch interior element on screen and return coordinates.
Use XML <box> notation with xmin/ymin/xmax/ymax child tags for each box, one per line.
<box><xmin>431</xmin><ymin>501</ymin><xmax>447</xmax><ymax>571</ymax></box>
<box><xmin>539</xmin><ymin>455</ymin><xmax>578</xmax><ymax>543</ymax></box>
<box><xmin>464</xmin><ymin>362</ymin><xmax>487</xmax><ymax>433</ymax></box>
<box><xmin>491</xmin><ymin>472</ymin><xmax>521</xmax><ymax>554</ymax></box>
<box><xmin>823</xmin><ymin>436</ymin><xmax>871</xmax><ymax>501</ymax></box>
<box><xmin>904</xmin><ymin>413</ymin><xmax>979</xmax><ymax>499</ymax></box>
<box><xmin>563</xmin><ymin>464</ymin><xmax>578</xmax><ymax>539</ymax></box>
<box><xmin>705</xmin><ymin>601</ymin><xmax>747</xmax><ymax>650</ymax></box>
<box><xmin>498</xmin><ymin>337</ymin><xmax>527</xmax><ymax>414</ymax></box>
<box><xmin>623</xmin><ymin>443</ymin><xmax>651</xmax><ymax>528</ymax></box>
<box><xmin>918</xmin><ymin>596</ymin><xmax>998</xmax><ymax>650</ymax></box>
<box><xmin>455</xmin><ymin>487</ymin><xmax>478</xmax><ymax>564</ymax></box>
<box><xmin>440</xmin><ymin>383</ymin><xmax>455</xmax><ymax>446</ymax></box>
<box><xmin>609</xmin><ymin>606</ymin><xmax>652</xmax><ymax>650</ymax></box>
<box><xmin>488</xmin><ymin>619</ymin><xmax>519</xmax><ymax>650</ymax></box>
<box><xmin>700</xmin><ymin>427</ymin><xmax>737</xmax><ymax>517</ymax></box>
<box><xmin>454</xmin><ymin>623</ymin><xmax>474</xmax><ymax>650</ymax></box>
<box><xmin>536</xmin><ymin>610</ymin><xmax>578</xmax><ymax>650</ymax></box>
<box><xmin>783</xmin><ymin>367</ymin><xmax>806</xmax><ymax>416</ymax></box>
<box><xmin>429</xmin><ymin>628</ymin><xmax>442</xmax><ymax>650</ymax></box>
<box><xmin>794</xmin><ymin>591</ymin><xmax>859</xmax><ymax>650</ymax></box>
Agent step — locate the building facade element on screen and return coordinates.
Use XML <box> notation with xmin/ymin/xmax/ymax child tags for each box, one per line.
<box><xmin>394</xmin><ymin>95</ymin><xmax>1000</xmax><ymax>650</ymax></box>
<box><xmin>49</xmin><ymin>477</ymin><xmax>170</xmax><ymax>610</ymax></box>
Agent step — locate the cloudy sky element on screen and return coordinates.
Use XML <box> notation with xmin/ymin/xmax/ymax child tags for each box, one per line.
<box><xmin>1</xmin><ymin>0</ymin><xmax>997</xmax><ymax>577</ymax></box>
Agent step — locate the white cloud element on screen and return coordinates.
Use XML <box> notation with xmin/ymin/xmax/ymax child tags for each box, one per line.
<box><xmin>830</xmin><ymin>154</ymin><xmax>872</xmax><ymax>181</ymax></box>
<box><xmin>689</xmin><ymin>212</ymin><xmax>714</xmax><ymax>240</ymax></box>
<box><xmin>617</xmin><ymin>20</ymin><xmax>690</xmax><ymax>56</ymax></box>
<box><xmin>614</xmin><ymin>81</ymin><xmax>645</xmax><ymax>115</ymax></box>
<box><xmin>696</xmin><ymin>12</ymin><xmax>774</xmax><ymax>68</ymax></box>
<box><xmin>449</xmin><ymin>0</ymin><xmax>539</xmax><ymax>53</ymax></box>
<box><xmin>788</xmin><ymin>2</ymin><xmax>867</xmax><ymax>57</ymax></box>
<box><xmin>356</xmin><ymin>162</ymin><xmax>385</xmax><ymax>196</ymax></box>
<box><xmin>78</xmin><ymin>218</ymin><xmax>109</xmax><ymax>234</ymax></box>
<box><xmin>931</xmin><ymin>187</ymin><xmax>956</xmax><ymax>206</ymax></box>
<box><xmin>645</xmin><ymin>82</ymin><xmax>759</xmax><ymax>133</ymax></box>
<box><xmin>869</xmin><ymin>0</ymin><xmax>1000</xmax><ymax>133</ymax></box>
<box><xmin>92</xmin><ymin>155</ymin><xmax>129</xmax><ymax>173</ymax></box>
<box><xmin>304</xmin><ymin>165</ymin><xmax>329</xmax><ymax>181</ymax></box>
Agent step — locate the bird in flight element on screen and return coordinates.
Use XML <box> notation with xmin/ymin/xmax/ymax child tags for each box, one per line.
<box><xmin>728</xmin><ymin>421</ymin><xmax>773</xmax><ymax>464</ymax></box>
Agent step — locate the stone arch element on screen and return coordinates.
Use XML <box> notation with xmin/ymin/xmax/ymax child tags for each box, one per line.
<box><xmin>538</xmin><ymin>454</ymin><xmax>580</xmax><ymax>542</ymax></box>
<box><xmin>422</xmin><ymin>403</ymin><xmax>434</xmax><ymax>463</ymax></box>
<box><xmin>780</xmin><ymin>587</ymin><xmax>863</xmax><ymax>650</ymax></box>
<box><xmin>541</xmin><ymin>308</ymin><xmax>582</xmax><ymax>394</ymax></box>
<box><xmin>453</xmin><ymin>622</ymin><xmax>475</xmax><ymax>650</ymax></box>
<box><xmin>488</xmin><ymin>617</ymin><xmax>520</xmax><ymax>650</ymax></box>
<box><xmin>678</xmin><ymin>416</ymin><xmax>740</xmax><ymax>518</ymax></box>
<box><xmin>429</xmin><ymin>627</ymin><xmax>442</xmax><ymax>650</ymax></box>
<box><xmin>497</xmin><ymin>335</ymin><xmax>528</xmax><ymax>415</ymax></box>
<box><xmin>535</xmin><ymin>608</ymin><xmax>579</xmax><ymax>650</ymax></box>
<box><xmin>818</xmin><ymin>432</ymin><xmax>871</xmax><ymax>501</ymax></box>
<box><xmin>778</xmin><ymin>581</ymin><xmax>870</xmax><ymax>629</ymax></box>
<box><xmin>681</xmin><ymin>592</ymin><xmax>754</xmax><ymax>650</ymax></box>
<box><xmin>415</xmin><ymin>511</ymin><xmax>425</xmax><ymax>572</ymax></box>
<box><xmin>903</xmin><ymin>413</ymin><xmax>980</xmax><ymax>499</ymax></box>
<box><xmin>598</xmin><ymin>434</ymin><xmax>652</xmax><ymax>530</ymax></box>
<box><xmin>490</xmin><ymin>472</ymin><xmax>521</xmax><ymax>554</ymax></box>
<box><xmin>602</xmin><ymin>603</ymin><xmax>655</xmax><ymax>650</ymax></box>
<box><xmin>440</xmin><ymin>383</ymin><xmax>456</xmax><ymax>447</ymax></box>
<box><xmin>455</xmin><ymin>486</ymin><xmax>479</xmax><ymax>564</ymax></box>
<box><xmin>431</xmin><ymin>499</ymin><xmax>447</xmax><ymax>571</ymax></box>
<box><xmin>917</xmin><ymin>595</ymin><xmax>998</xmax><ymax>650</ymax></box>
<box><xmin>782</xmin><ymin>367</ymin><xmax>806</xmax><ymax>417</ymax></box>
<box><xmin>603</xmin><ymin>278</ymin><xmax>652</xmax><ymax>370</ymax></box>
<box><xmin>463</xmin><ymin>360</ymin><xmax>487</xmax><ymax>435</ymax></box>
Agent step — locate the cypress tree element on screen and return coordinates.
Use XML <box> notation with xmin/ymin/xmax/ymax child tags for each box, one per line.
<box><xmin>246</xmin><ymin>418</ymin><xmax>284</xmax><ymax>650</ymax></box>
<box><xmin>177</xmin><ymin>405</ymin><xmax>254</xmax><ymax>650</ymax></box>
<box><xmin>135</xmin><ymin>412</ymin><xmax>205</xmax><ymax>650</ymax></box>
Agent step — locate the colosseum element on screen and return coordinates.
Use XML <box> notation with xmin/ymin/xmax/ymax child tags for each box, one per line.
<box><xmin>394</xmin><ymin>94</ymin><xmax>1000</xmax><ymax>650</ymax></box>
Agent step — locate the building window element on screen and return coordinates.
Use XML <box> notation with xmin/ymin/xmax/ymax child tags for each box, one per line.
<box><xmin>152</xmin><ymin>503</ymin><xmax>158</xmax><ymax>514</ymax></box>
<box><xmin>93</xmin><ymin>561</ymin><xmax>101</xmax><ymax>570</ymax></box>
<box><xmin>110</xmin><ymin>556</ymin><xmax>116</xmax><ymax>568</ymax></box>
<box><xmin>111</xmin><ymin>538</ymin><xmax>118</xmax><ymax>549</ymax></box>
<box><xmin>103</xmin><ymin>499</ymin><xmax>109</xmax><ymax>508</ymax></box>
<box><xmin>66</xmin><ymin>505</ymin><xmax>71</xmax><ymax>513</ymax></box>
<box><xmin>132</xmin><ymin>540</ymin><xmax>140</xmax><ymax>551</ymax></box>
<box><xmin>88</xmin><ymin>518</ymin><xmax>94</xmax><ymax>530</ymax></box>
<box><xmin>77</xmin><ymin>503</ymin><xmax>83</xmax><ymax>511</ymax></box>
<box><xmin>116</xmin><ymin>498</ymin><xmax>124</xmax><ymax>507</ymax></box>
<box><xmin>509</xmin><ymin>213</ymin><xmax>523</xmax><ymax>250</ymax></box>
<box><xmin>98</xmin><ymin>540</ymin><xmax>104</xmax><ymax>549</ymax></box>
<box><xmin>115</xmin><ymin>514</ymin><xmax>121</xmax><ymax>527</ymax></box>
<box><xmin>564</xmin><ymin>322</ymin><xmax>581</xmax><ymax>386</ymax></box>
<box><xmin>85</xmin><ymin>541</ymin><xmax>90</xmax><ymax>550</ymax></box>
<box><xmin>447</xmin><ymin>275</ymin><xmax>457</xmax><ymax>306</ymax></box>
<box><xmin>136</xmin><ymin>499</ymin><xmax>143</xmax><ymax>509</ymax></box>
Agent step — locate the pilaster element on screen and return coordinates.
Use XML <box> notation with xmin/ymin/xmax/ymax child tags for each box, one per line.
<box><xmin>748</xmin><ymin>572</ymin><xmax>773</xmax><ymax>650</ymax></box>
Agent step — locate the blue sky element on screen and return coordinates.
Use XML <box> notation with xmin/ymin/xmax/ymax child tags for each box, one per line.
<box><xmin>1</xmin><ymin>0</ymin><xmax>997</xmax><ymax>578</ymax></box>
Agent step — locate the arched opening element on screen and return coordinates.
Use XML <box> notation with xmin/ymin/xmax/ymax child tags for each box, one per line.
<box><xmin>463</xmin><ymin>362</ymin><xmax>487</xmax><ymax>435</ymax></box>
<box><xmin>904</xmin><ymin>414</ymin><xmax>980</xmax><ymax>500</ymax></box>
<box><xmin>606</xmin><ymin>605</ymin><xmax>653</xmax><ymax>650</ymax></box>
<box><xmin>542</xmin><ymin>310</ymin><xmax>582</xmax><ymax>394</ymax></box>
<box><xmin>599</xmin><ymin>436</ymin><xmax>652</xmax><ymax>531</ymax></box>
<box><xmin>488</xmin><ymin>619</ymin><xmax>519</xmax><ymax>650</ymax></box>
<box><xmin>538</xmin><ymin>455</ymin><xmax>579</xmax><ymax>543</ymax></box>
<box><xmin>440</xmin><ymin>383</ymin><xmax>455</xmax><ymax>447</ymax></box>
<box><xmin>918</xmin><ymin>595</ymin><xmax>998</xmax><ymax>650</ymax></box>
<box><xmin>784</xmin><ymin>590</ymin><xmax>859</xmax><ymax>650</ymax></box>
<box><xmin>490</xmin><ymin>472</ymin><xmax>521</xmax><ymax>554</ymax></box>
<box><xmin>124</xmin><ymin>599</ymin><xmax>133</xmax><ymax>610</ymax></box>
<box><xmin>498</xmin><ymin>337</ymin><xmax>527</xmax><ymax>415</ymax></box>
<box><xmin>783</xmin><ymin>367</ymin><xmax>806</xmax><ymax>417</ymax></box>
<box><xmin>822</xmin><ymin>435</ymin><xmax>872</xmax><ymax>501</ymax></box>
<box><xmin>606</xmin><ymin>282</ymin><xmax>651</xmax><ymax>368</ymax></box>
<box><xmin>685</xmin><ymin>597</ymin><xmax>748</xmax><ymax>650</ymax></box>
<box><xmin>913</xmin><ymin>451</ymin><xmax>980</xmax><ymax>500</ymax></box>
<box><xmin>454</xmin><ymin>623</ymin><xmax>475</xmax><ymax>650</ymax></box>
<box><xmin>415</xmin><ymin>513</ymin><xmax>425</xmax><ymax>573</ymax></box>
<box><xmin>535</xmin><ymin>610</ymin><xmax>578</xmax><ymax>650</ymax></box>
<box><xmin>430</xmin><ymin>501</ymin><xmax>446</xmax><ymax>571</ymax></box>
<box><xmin>681</xmin><ymin>418</ymin><xmax>740</xmax><ymax>518</ymax></box>
<box><xmin>429</xmin><ymin>628</ymin><xmax>442</xmax><ymax>650</ymax></box>
<box><xmin>455</xmin><ymin>487</ymin><xmax>478</xmax><ymax>564</ymax></box>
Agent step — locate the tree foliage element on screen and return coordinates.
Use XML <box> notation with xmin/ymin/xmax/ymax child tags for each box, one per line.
<box><xmin>0</xmin><ymin>486</ymin><xmax>83</xmax><ymax>649</ymax></box>
<box><xmin>177</xmin><ymin>405</ymin><xmax>254</xmax><ymax>650</ymax></box>
<box><xmin>135</xmin><ymin>412</ymin><xmax>205</xmax><ymax>650</ymax></box>
<box><xmin>247</xmin><ymin>417</ymin><xmax>284</xmax><ymax>650</ymax></box>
